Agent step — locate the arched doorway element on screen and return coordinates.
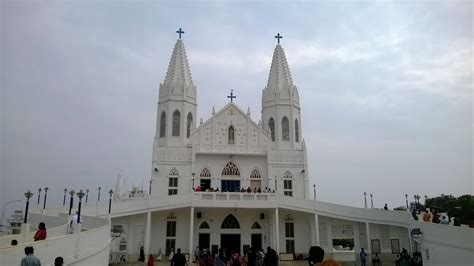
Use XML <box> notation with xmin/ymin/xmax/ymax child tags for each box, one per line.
<box><xmin>221</xmin><ymin>162</ymin><xmax>240</xmax><ymax>192</ymax></box>
<box><xmin>220</xmin><ymin>214</ymin><xmax>241</xmax><ymax>258</ymax></box>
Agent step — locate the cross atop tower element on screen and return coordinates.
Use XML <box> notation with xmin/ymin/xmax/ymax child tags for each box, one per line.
<box><xmin>227</xmin><ymin>90</ymin><xmax>236</xmax><ymax>103</ymax></box>
<box><xmin>176</xmin><ymin>28</ymin><xmax>185</xmax><ymax>39</ymax></box>
<box><xmin>274</xmin><ymin>33</ymin><xmax>283</xmax><ymax>44</ymax></box>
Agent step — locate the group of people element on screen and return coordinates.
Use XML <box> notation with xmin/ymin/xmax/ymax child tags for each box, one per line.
<box><xmin>20</xmin><ymin>246</ymin><xmax>64</xmax><ymax>266</ymax></box>
<box><xmin>422</xmin><ymin>209</ymin><xmax>450</xmax><ymax>224</ymax></box>
<box><xmin>191</xmin><ymin>246</ymin><xmax>279</xmax><ymax>266</ymax></box>
<box><xmin>194</xmin><ymin>186</ymin><xmax>276</xmax><ymax>193</ymax></box>
<box><xmin>17</xmin><ymin>222</ymin><xmax>64</xmax><ymax>266</ymax></box>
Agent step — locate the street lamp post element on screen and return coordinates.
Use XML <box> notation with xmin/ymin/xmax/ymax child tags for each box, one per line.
<box><xmin>43</xmin><ymin>187</ymin><xmax>49</xmax><ymax>209</ymax></box>
<box><xmin>313</xmin><ymin>184</ymin><xmax>316</xmax><ymax>200</ymax></box>
<box><xmin>364</xmin><ymin>192</ymin><xmax>367</xmax><ymax>209</ymax></box>
<box><xmin>76</xmin><ymin>190</ymin><xmax>85</xmax><ymax>223</ymax></box>
<box><xmin>68</xmin><ymin>190</ymin><xmax>75</xmax><ymax>215</ymax></box>
<box><xmin>63</xmin><ymin>189</ymin><xmax>67</xmax><ymax>206</ymax></box>
<box><xmin>37</xmin><ymin>188</ymin><xmax>42</xmax><ymax>205</ymax></box>
<box><xmin>192</xmin><ymin>173</ymin><xmax>195</xmax><ymax>191</ymax></box>
<box><xmin>424</xmin><ymin>195</ymin><xmax>428</xmax><ymax>207</ymax></box>
<box><xmin>149</xmin><ymin>179</ymin><xmax>152</xmax><ymax>195</ymax></box>
<box><xmin>274</xmin><ymin>175</ymin><xmax>277</xmax><ymax>191</ymax></box>
<box><xmin>24</xmin><ymin>190</ymin><xmax>33</xmax><ymax>223</ymax></box>
<box><xmin>370</xmin><ymin>194</ymin><xmax>374</xmax><ymax>209</ymax></box>
<box><xmin>85</xmin><ymin>189</ymin><xmax>89</xmax><ymax>204</ymax></box>
<box><xmin>405</xmin><ymin>194</ymin><xmax>408</xmax><ymax>209</ymax></box>
<box><xmin>108</xmin><ymin>190</ymin><xmax>114</xmax><ymax>214</ymax></box>
<box><xmin>98</xmin><ymin>187</ymin><xmax>102</xmax><ymax>202</ymax></box>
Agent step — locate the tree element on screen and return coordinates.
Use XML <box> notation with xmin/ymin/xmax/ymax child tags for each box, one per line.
<box><xmin>425</xmin><ymin>194</ymin><xmax>474</xmax><ymax>226</ymax></box>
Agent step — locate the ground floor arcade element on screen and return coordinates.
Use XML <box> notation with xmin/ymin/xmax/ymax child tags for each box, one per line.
<box><xmin>109</xmin><ymin>207</ymin><xmax>414</xmax><ymax>264</ymax></box>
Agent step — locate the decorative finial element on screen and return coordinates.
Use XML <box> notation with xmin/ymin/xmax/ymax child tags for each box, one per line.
<box><xmin>212</xmin><ymin>106</ymin><xmax>215</xmax><ymax>115</ymax></box>
<box><xmin>274</xmin><ymin>33</ymin><xmax>283</xmax><ymax>44</ymax></box>
<box><xmin>227</xmin><ymin>89</ymin><xmax>236</xmax><ymax>103</ymax></box>
<box><xmin>247</xmin><ymin>107</ymin><xmax>250</xmax><ymax>116</ymax></box>
<box><xmin>176</xmin><ymin>28</ymin><xmax>185</xmax><ymax>39</ymax></box>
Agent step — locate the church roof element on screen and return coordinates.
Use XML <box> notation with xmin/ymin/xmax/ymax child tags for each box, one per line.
<box><xmin>163</xmin><ymin>39</ymin><xmax>194</xmax><ymax>89</ymax></box>
<box><xmin>266</xmin><ymin>44</ymin><xmax>293</xmax><ymax>91</ymax></box>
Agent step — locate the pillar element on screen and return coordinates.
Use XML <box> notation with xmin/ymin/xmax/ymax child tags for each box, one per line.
<box><xmin>365</xmin><ymin>222</ymin><xmax>371</xmax><ymax>254</ymax></box>
<box><xmin>274</xmin><ymin>208</ymin><xmax>280</xmax><ymax>253</ymax></box>
<box><xmin>189</xmin><ymin>207</ymin><xmax>195</xmax><ymax>254</ymax></box>
<box><xmin>144</xmin><ymin>211</ymin><xmax>152</xmax><ymax>258</ymax></box>
<box><xmin>315</xmin><ymin>214</ymin><xmax>320</xmax><ymax>246</ymax></box>
<box><xmin>408</xmin><ymin>227</ymin><xmax>413</xmax><ymax>253</ymax></box>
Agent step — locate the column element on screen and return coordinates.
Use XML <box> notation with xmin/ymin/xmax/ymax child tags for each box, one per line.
<box><xmin>189</xmin><ymin>207</ymin><xmax>195</xmax><ymax>255</ymax></box>
<box><xmin>408</xmin><ymin>227</ymin><xmax>413</xmax><ymax>253</ymax></box>
<box><xmin>274</xmin><ymin>208</ymin><xmax>280</xmax><ymax>253</ymax></box>
<box><xmin>315</xmin><ymin>214</ymin><xmax>320</xmax><ymax>246</ymax></box>
<box><xmin>365</xmin><ymin>222</ymin><xmax>371</xmax><ymax>254</ymax></box>
<box><xmin>144</xmin><ymin>211</ymin><xmax>152</xmax><ymax>258</ymax></box>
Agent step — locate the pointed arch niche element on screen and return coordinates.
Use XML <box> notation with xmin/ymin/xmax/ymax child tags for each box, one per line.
<box><xmin>186</xmin><ymin>112</ymin><xmax>193</xmax><ymax>138</ymax></box>
<box><xmin>250</xmin><ymin>169</ymin><xmax>262</xmax><ymax>191</ymax></box>
<box><xmin>268</xmin><ymin>118</ymin><xmax>275</xmax><ymax>141</ymax></box>
<box><xmin>160</xmin><ymin>111</ymin><xmax>166</xmax><ymax>138</ymax></box>
<box><xmin>282</xmin><ymin>116</ymin><xmax>290</xmax><ymax>141</ymax></box>
<box><xmin>228</xmin><ymin>125</ymin><xmax>235</xmax><ymax>144</ymax></box>
<box><xmin>172</xmin><ymin>110</ymin><xmax>181</xmax><ymax>136</ymax></box>
<box><xmin>199</xmin><ymin>221</ymin><xmax>210</xmax><ymax>229</ymax></box>
<box><xmin>199</xmin><ymin>168</ymin><xmax>212</xmax><ymax>191</ymax></box>
<box><xmin>221</xmin><ymin>214</ymin><xmax>240</xmax><ymax>229</ymax></box>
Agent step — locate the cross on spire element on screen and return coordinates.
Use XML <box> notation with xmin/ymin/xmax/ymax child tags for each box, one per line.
<box><xmin>227</xmin><ymin>90</ymin><xmax>236</xmax><ymax>103</ymax></box>
<box><xmin>176</xmin><ymin>28</ymin><xmax>185</xmax><ymax>39</ymax></box>
<box><xmin>274</xmin><ymin>33</ymin><xmax>283</xmax><ymax>44</ymax></box>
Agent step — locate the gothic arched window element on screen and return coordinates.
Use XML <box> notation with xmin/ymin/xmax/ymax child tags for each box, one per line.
<box><xmin>228</xmin><ymin>126</ymin><xmax>235</xmax><ymax>144</ymax></box>
<box><xmin>168</xmin><ymin>168</ymin><xmax>179</xmax><ymax>195</ymax></box>
<box><xmin>251</xmin><ymin>221</ymin><xmax>262</xmax><ymax>229</ymax></box>
<box><xmin>200</xmin><ymin>168</ymin><xmax>211</xmax><ymax>178</ymax></box>
<box><xmin>283</xmin><ymin>171</ymin><xmax>293</xmax><ymax>197</ymax></box>
<box><xmin>160</xmin><ymin>112</ymin><xmax>166</xmax><ymax>138</ymax></box>
<box><xmin>268</xmin><ymin>118</ymin><xmax>275</xmax><ymax>141</ymax></box>
<box><xmin>199</xmin><ymin>221</ymin><xmax>210</xmax><ymax>229</ymax></box>
<box><xmin>222</xmin><ymin>162</ymin><xmax>240</xmax><ymax>176</ymax></box>
<box><xmin>295</xmin><ymin>119</ymin><xmax>299</xmax><ymax>143</ymax></box>
<box><xmin>282</xmin><ymin>116</ymin><xmax>289</xmax><ymax>141</ymax></box>
<box><xmin>250</xmin><ymin>169</ymin><xmax>261</xmax><ymax>179</ymax></box>
<box><xmin>186</xmin><ymin>112</ymin><xmax>193</xmax><ymax>138</ymax></box>
<box><xmin>172</xmin><ymin>110</ymin><xmax>181</xmax><ymax>137</ymax></box>
<box><xmin>221</xmin><ymin>214</ymin><xmax>240</xmax><ymax>229</ymax></box>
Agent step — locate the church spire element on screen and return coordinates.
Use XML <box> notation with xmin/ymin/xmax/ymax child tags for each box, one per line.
<box><xmin>163</xmin><ymin>38</ymin><xmax>194</xmax><ymax>90</ymax></box>
<box><xmin>266</xmin><ymin>44</ymin><xmax>294</xmax><ymax>93</ymax></box>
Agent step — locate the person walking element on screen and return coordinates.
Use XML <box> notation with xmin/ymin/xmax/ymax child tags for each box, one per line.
<box><xmin>171</xmin><ymin>248</ymin><xmax>187</xmax><ymax>266</ymax></box>
<box><xmin>359</xmin><ymin>248</ymin><xmax>367</xmax><ymax>266</ymax></box>
<box><xmin>21</xmin><ymin>246</ymin><xmax>41</xmax><ymax>266</ymax></box>
<box><xmin>34</xmin><ymin>222</ymin><xmax>47</xmax><ymax>241</ymax></box>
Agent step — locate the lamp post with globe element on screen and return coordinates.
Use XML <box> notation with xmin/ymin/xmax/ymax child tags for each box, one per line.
<box><xmin>43</xmin><ymin>187</ymin><xmax>49</xmax><ymax>209</ymax></box>
<box><xmin>63</xmin><ymin>189</ymin><xmax>67</xmax><ymax>206</ymax></box>
<box><xmin>76</xmin><ymin>190</ymin><xmax>85</xmax><ymax>223</ymax></box>
<box><xmin>108</xmin><ymin>189</ymin><xmax>114</xmax><ymax>214</ymax></box>
<box><xmin>23</xmin><ymin>190</ymin><xmax>33</xmax><ymax>224</ymax></box>
<box><xmin>68</xmin><ymin>190</ymin><xmax>75</xmax><ymax>215</ymax></box>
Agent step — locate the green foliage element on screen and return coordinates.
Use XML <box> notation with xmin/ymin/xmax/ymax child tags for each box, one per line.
<box><xmin>425</xmin><ymin>194</ymin><xmax>474</xmax><ymax>225</ymax></box>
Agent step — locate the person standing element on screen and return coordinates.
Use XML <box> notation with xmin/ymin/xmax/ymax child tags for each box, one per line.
<box><xmin>213</xmin><ymin>248</ymin><xmax>226</xmax><ymax>266</ymax></box>
<box><xmin>194</xmin><ymin>246</ymin><xmax>201</xmax><ymax>263</ymax></box>
<box><xmin>422</xmin><ymin>209</ymin><xmax>431</xmax><ymax>222</ymax></box>
<box><xmin>34</xmin><ymin>222</ymin><xmax>47</xmax><ymax>241</ymax></box>
<box><xmin>54</xmin><ymin>257</ymin><xmax>64</xmax><ymax>266</ymax></box>
<box><xmin>440</xmin><ymin>216</ymin><xmax>449</xmax><ymax>225</ymax></box>
<box><xmin>384</xmin><ymin>204</ymin><xmax>388</xmax><ymax>210</ymax></box>
<box><xmin>138</xmin><ymin>246</ymin><xmax>145</xmax><ymax>262</ymax></box>
<box><xmin>171</xmin><ymin>248</ymin><xmax>187</xmax><ymax>266</ymax></box>
<box><xmin>359</xmin><ymin>248</ymin><xmax>367</xmax><ymax>266</ymax></box>
<box><xmin>432</xmin><ymin>210</ymin><xmax>440</xmax><ymax>223</ymax></box>
<box><xmin>21</xmin><ymin>246</ymin><xmax>41</xmax><ymax>266</ymax></box>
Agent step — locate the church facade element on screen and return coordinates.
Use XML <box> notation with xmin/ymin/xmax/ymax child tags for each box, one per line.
<box><xmin>105</xmin><ymin>33</ymin><xmax>473</xmax><ymax>266</ymax></box>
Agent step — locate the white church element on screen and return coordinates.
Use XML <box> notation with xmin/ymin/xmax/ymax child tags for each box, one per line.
<box><xmin>0</xmin><ymin>31</ymin><xmax>472</xmax><ymax>266</ymax></box>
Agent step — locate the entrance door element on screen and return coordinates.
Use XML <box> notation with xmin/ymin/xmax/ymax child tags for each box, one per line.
<box><xmin>251</xmin><ymin>234</ymin><xmax>262</xmax><ymax>250</ymax></box>
<box><xmin>221</xmin><ymin>234</ymin><xmax>241</xmax><ymax>259</ymax></box>
<box><xmin>200</xmin><ymin>179</ymin><xmax>211</xmax><ymax>191</ymax></box>
<box><xmin>221</xmin><ymin>180</ymin><xmax>240</xmax><ymax>192</ymax></box>
<box><xmin>199</xmin><ymin>233</ymin><xmax>210</xmax><ymax>251</ymax></box>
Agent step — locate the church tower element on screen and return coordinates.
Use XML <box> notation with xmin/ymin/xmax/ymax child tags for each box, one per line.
<box><xmin>154</xmin><ymin>30</ymin><xmax>197</xmax><ymax>147</ymax></box>
<box><xmin>261</xmin><ymin>34</ymin><xmax>302</xmax><ymax>150</ymax></box>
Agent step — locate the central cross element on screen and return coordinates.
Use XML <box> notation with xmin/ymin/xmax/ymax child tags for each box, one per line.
<box><xmin>176</xmin><ymin>28</ymin><xmax>185</xmax><ymax>39</ymax></box>
<box><xmin>227</xmin><ymin>90</ymin><xmax>236</xmax><ymax>103</ymax></box>
<box><xmin>275</xmin><ymin>33</ymin><xmax>283</xmax><ymax>44</ymax></box>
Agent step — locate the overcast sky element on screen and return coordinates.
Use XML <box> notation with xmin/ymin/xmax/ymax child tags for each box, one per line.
<box><xmin>1</xmin><ymin>1</ymin><xmax>472</xmax><ymax>215</ymax></box>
